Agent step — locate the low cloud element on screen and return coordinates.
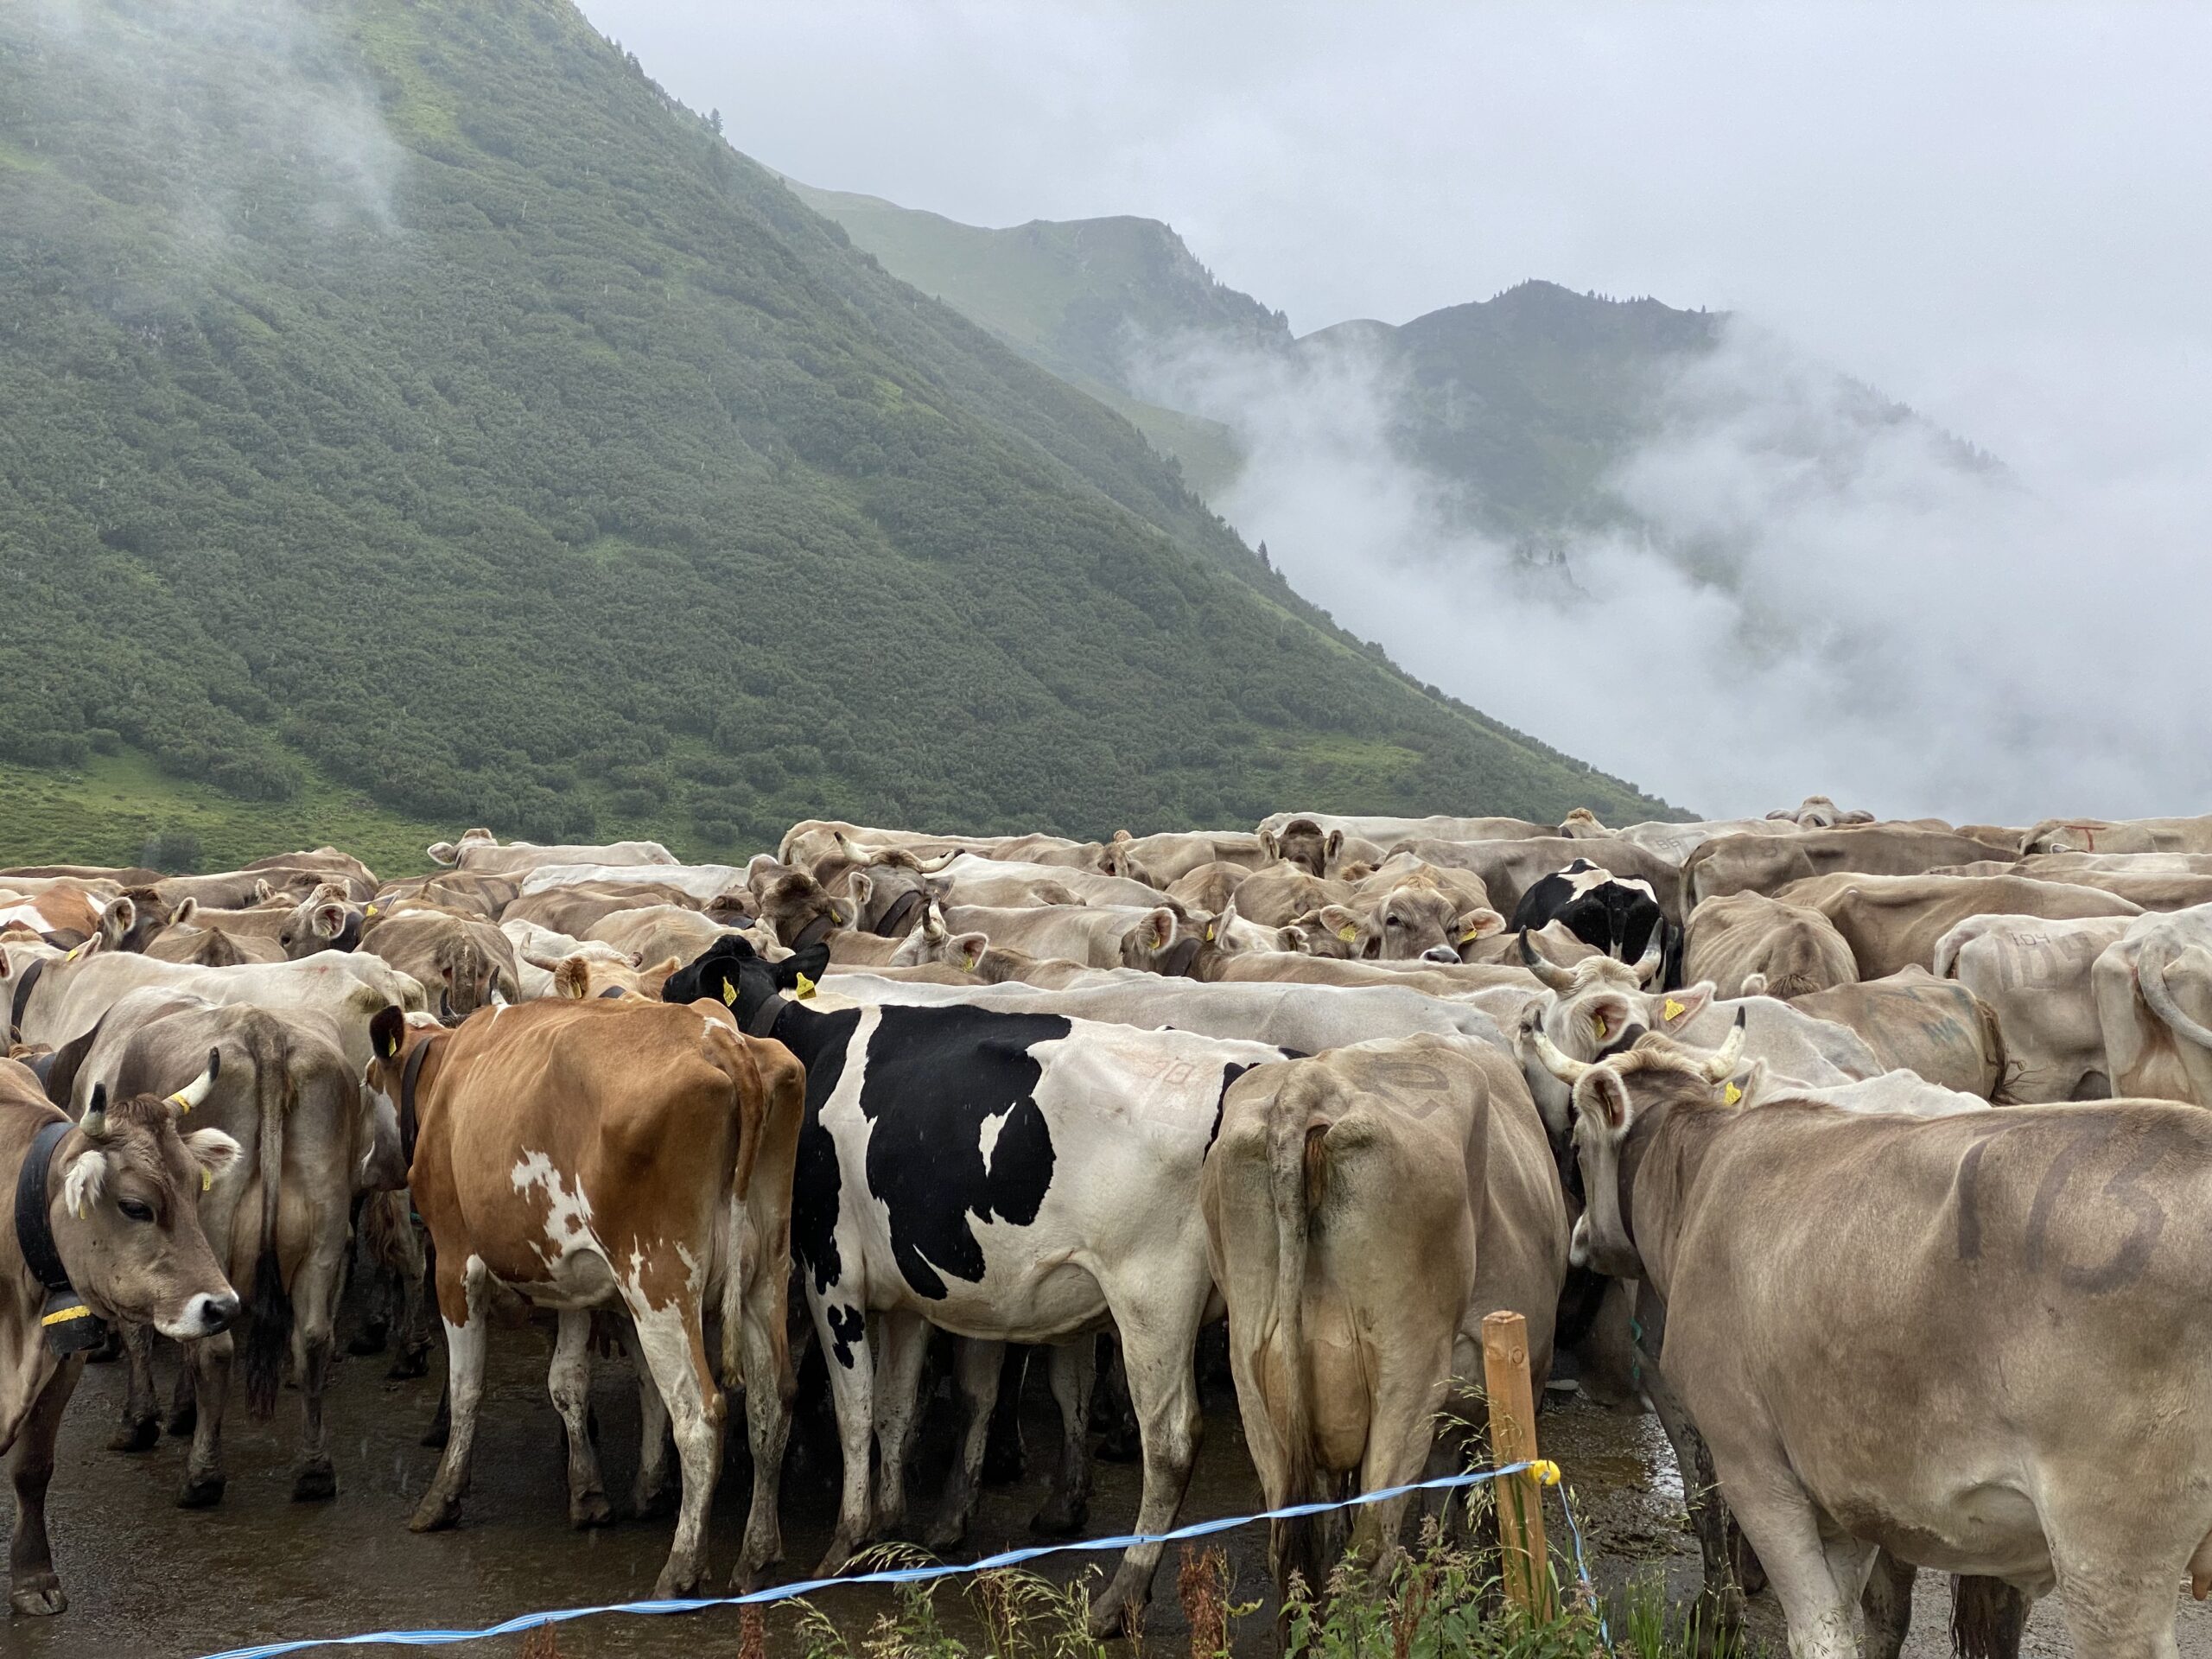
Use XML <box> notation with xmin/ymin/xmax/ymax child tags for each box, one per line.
<box><xmin>1139</xmin><ymin>319</ymin><xmax>2212</xmax><ymax>824</ymax></box>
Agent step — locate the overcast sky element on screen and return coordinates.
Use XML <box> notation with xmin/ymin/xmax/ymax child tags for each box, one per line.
<box><xmin>582</xmin><ymin>1</ymin><xmax>2212</xmax><ymax>480</ymax></box>
<box><xmin>580</xmin><ymin>1</ymin><xmax>2212</xmax><ymax>819</ymax></box>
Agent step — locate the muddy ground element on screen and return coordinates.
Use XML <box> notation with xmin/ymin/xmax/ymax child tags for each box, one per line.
<box><xmin>8</xmin><ymin>1320</ymin><xmax>2209</xmax><ymax>1657</ymax></box>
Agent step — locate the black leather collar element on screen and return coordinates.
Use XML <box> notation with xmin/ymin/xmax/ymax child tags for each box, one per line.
<box><xmin>747</xmin><ymin>992</ymin><xmax>791</xmax><ymax>1040</ymax></box>
<box><xmin>872</xmin><ymin>889</ymin><xmax>925</xmax><ymax>939</ymax></box>
<box><xmin>10</xmin><ymin>957</ymin><xmax>48</xmax><ymax>1045</ymax></box>
<box><xmin>398</xmin><ymin>1034</ymin><xmax>444</xmax><ymax>1170</ymax></box>
<box><xmin>791</xmin><ymin>912</ymin><xmax>837</xmax><ymax>952</ymax></box>
<box><xmin>13</xmin><ymin>1119</ymin><xmax>74</xmax><ymax>1296</ymax></box>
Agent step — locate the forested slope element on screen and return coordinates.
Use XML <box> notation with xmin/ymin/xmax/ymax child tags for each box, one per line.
<box><xmin>0</xmin><ymin>0</ymin><xmax>1670</xmax><ymax>867</ymax></box>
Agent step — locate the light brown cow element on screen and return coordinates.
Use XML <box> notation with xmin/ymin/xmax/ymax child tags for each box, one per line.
<box><xmin>1683</xmin><ymin>826</ymin><xmax>2016</xmax><ymax>907</ymax></box>
<box><xmin>501</xmin><ymin>880</ymin><xmax>701</xmax><ymax>938</ymax></box>
<box><xmin>424</xmin><ymin>831</ymin><xmax>677</xmax><ymax>874</ymax></box>
<box><xmin>1395</xmin><ymin>835</ymin><xmax>1687</xmax><ymax>926</ymax></box>
<box><xmin>2092</xmin><ymin>905</ymin><xmax>2212</xmax><ymax>1106</ymax></box>
<box><xmin>371</xmin><ymin>997</ymin><xmax>803</xmax><ymax>1596</ymax></box>
<box><xmin>1205</xmin><ymin>1035</ymin><xmax>1567</xmax><ymax>1598</ymax></box>
<box><xmin>1785</xmin><ymin>966</ymin><xmax>2005</xmax><ymax>1099</ymax></box>
<box><xmin>1231</xmin><ymin>867</ymin><xmax>1356</xmax><ymax>928</ymax></box>
<box><xmin>1164</xmin><ymin>861</ymin><xmax>1250</xmax><ymax>918</ymax></box>
<box><xmin>2019</xmin><ymin>813</ymin><xmax>2212</xmax><ymax>855</ymax></box>
<box><xmin>1682</xmin><ymin>890</ymin><xmax>1858</xmax><ymax>1000</ymax></box>
<box><xmin>1777</xmin><ymin>872</ymin><xmax>2141</xmax><ymax>980</ymax></box>
<box><xmin>549</xmin><ymin>953</ymin><xmax>683</xmax><ymax>1001</ymax></box>
<box><xmin>359</xmin><ymin>909</ymin><xmax>522</xmax><ymax>1021</ymax></box>
<box><xmin>1936</xmin><ymin>913</ymin><xmax>2133</xmax><ymax>1102</ymax></box>
<box><xmin>1312</xmin><ymin>881</ymin><xmax>1503</xmax><ymax>962</ymax></box>
<box><xmin>2</xmin><ymin>1058</ymin><xmax>241</xmax><ymax>1616</ymax></box>
<box><xmin>1099</xmin><ymin>831</ymin><xmax>1268</xmax><ymax>886</ymax></box>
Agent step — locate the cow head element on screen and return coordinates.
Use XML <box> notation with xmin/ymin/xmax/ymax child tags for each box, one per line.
<box><xmin>360</xmin><ymin>1005</ymin><xmax>442</xmax><ymax>1189</ymax></box>
<box><xmin>276</xmin><ymin>884</ymin><xmax>363</xmax><ymax>958</ymax></box>
<box><xmin>100</xmin><ymin>888</ymin><xmax>183</xmax><ymax>953</ymax></box>
<box><xmin>431</xmin><ymin>931</ymin><xmax>500</xmax><ymax>1023</ymax></box>
<box><xmin>49</xmin><ymin>1061</ymin><xmax>244</xmax><ymax>1339</ymax></box>
<box><xmin>1315</xmin><ymin>886</ymin><xmax>1504</xmax><ymax>962</ymax></box>
<box><xmin>753</xmin><ymin>868</ymin><xmax>847</xmax><ymax>952</ymax></box>
<box><xmin>662</xmin><ymin>936</ymin><xmax>830</xmax><ymax>1027</ymax></box>
<box><xmin>553</xmin><ymin>952</ymin><xmax>681</xmax><ymax>1001</ymax></box>
<box><xmin>1115</xmin><ymin>906</ymin><xmax>1201</xmax><ymax>976</ymax></box>
<box><xmin>1096</xmin><ymin>839</ymin><xmax>1159</xmax><ymax>887</ymax></box>
<box><xmin>1512</xmin><ymin>933</ymin><xmax>1710</xmax><ymax>1141</ymax></box>
<box><xmin>1263</xmin><ymin>818</ymin><xmax>1343</xmax><ymax>878</ymax></box>
<box><xmin>1531</xmin><ymin>1016</ymin><xmax>1745</xmax><ymax>1280</ymax></box>
<box><xmin>847</xmin><ymin>853</ymin><xmax>932</xmax><ymax>938</ymax></box>
<box><xmin>1559</xmin><ymin>808</ymin><xmax>1607</xmax><ymax>836</ymax></box>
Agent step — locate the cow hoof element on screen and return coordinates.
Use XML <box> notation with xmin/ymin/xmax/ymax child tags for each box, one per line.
<box><xmin>632</xmin><ymin>1481</ymin><xmax>678</xmax><ymax>1522</ymax></box>
<box><xmin>110</xmin><ymin>1415</ymin><xmax>161</xmax><ymax>1453</ymax></box>
<box><xmin>652</xmin><ymin>1562</ymin><xmax>707</xmax><ymax>1600</ymax></box>
<box><xmin>10</xmin><ymin>1573</ymin><xmax>67</xmax><ymax>1616</ymax></box>
<box><xmin>348</xmin><ymin>1320</ymin><xmax>391</xmax><ymax>1357</ymax></box>
<box><xmin>420</xmin><ymin>1415</ymin><xmax>450</xmax><ymax>1450</ymax></box>
<box><xmin>924</xmin><ymin>1516</ymin><xmax>967</xmax><ymax>1555</ymax></box>
<box><xmin>167</xmin><ymin>1403</ymin><xmax>198</xmax><ymax>1438</ymax></box>
<box><xmin>178</xmin><ymin>1471</ymin><xmax>227</xmax><ymax>1510</ymax></box>
<box><xmin>1031</xmin><ymin>1499</ymin><xmax>1088</xmax><ymax>1538</ymax></box>
<box><xmin>293</xmin><ymin>1460</ymin><xmax>338</xmax><ymax>1503</ymax></box>
<box><xmin>410</xmin><ymin>1493</ymin><xmax>462</xmax><ymax>1533</ymax></box>
<box><xmin>570</xmin><ymin>1489</ymin><xmax>615</xmax><ymax>1529</ymax></box>
<box><xmin>388</xmin><ymin>1345</ymin><xmax>430</xmax><ymax>1382</ymax></box>
<box><xmin>812</xmin><ymin>1539</ymin><xmax>855</xmax><ymax>1580</ymax></box>
<box><xmin>1086</xmin><ymin>1587</ymin><xmax>1142</xmax><ymax>1641</ymax></box>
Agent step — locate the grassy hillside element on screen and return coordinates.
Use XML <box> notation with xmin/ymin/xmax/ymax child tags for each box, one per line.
<box><xmin>0</xmin><ymin>0</ymin><xmax>1671</xmax><ymax>867</ymax></box>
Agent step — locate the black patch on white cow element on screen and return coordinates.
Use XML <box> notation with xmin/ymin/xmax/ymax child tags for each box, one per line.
<box><xmin>826</xmin><ymin>1302</ymin><xmax>866</xmax><ymax>1370</ymax></box>
<box><xmin>1511</xmin><ymin>860</ymin><xmax>1662</xmax><ymax>962</ymax></box>
<box><xmin>854</xmin><ymin>1005</ymin><xmax>1073</xmax><ymax>1300</ymax></box>
<box><xmin>790</xmin><ymin>1008</ymin><xmax>861</xmax><ymax>1295</ymax></box>
<box><xmin>1209</xmin><ymin>1062</ymin><xmax>1262</xmax><ymax>1151</ymax></box>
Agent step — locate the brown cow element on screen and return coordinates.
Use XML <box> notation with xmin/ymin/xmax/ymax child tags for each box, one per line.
<box><xmin>1788</xmin><ymin>966</ymin><xmax>2005</xmax><ymax>1099</ymax></box>
<box><xmin>359</xmin><ymin>909</ymin><xmax>520</xmax><ymax>1021</ymax></box>
<box><xmin>369</xmin><ymin>997</ymin><xmax>803</xmax><ymax>1595</ymax></box>
<box><xmin>3</xmin><ymin>1057</ymin><xmax>241</xmax><ymax>1615</ymax></box>
<box><xmin>501</xmin><ymin>880</ymin><xmax>701</xmax><ymax>938</ymax></box>
<box><xmin>1778</xmin><ymin>872</ymin><xmax>2140</xmax><ymax>980</ymax></box>
<box><xmin>1683</xmin><ymin>826</ymin><xmax>2018</xmax><ymax>907</ymax></box>
<box><xmin>1682</xmin><ymin>890</ymin><xmax>1858</xmax><ymax>1000</ymax></box>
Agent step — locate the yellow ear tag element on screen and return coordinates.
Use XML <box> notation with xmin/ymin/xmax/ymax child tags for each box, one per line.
<box><xmin>1662</xmin><ymin>998</ymin><xmax>1686</xmax><ymax>1022</ymax></box>
<box><xmin>1336</xmin><ymin>925</ymin><xmax>1356</xmax><ymax>943</ymax></box>
<box><xmin>1459</xmin><ymin>928</ymin><xmax>1478</xmax><ymax>944</ymax></box>
<box><xmin>201</xmin><ymin>1167</ymin><xmax>213</xmax><ymax>1192</ymax></box>
<box><xmin>1592</xmin><ymin>1013</ymin><xmax>1608</xmax><ymax>1039</ymax></box>
<box><xmin>793</xmin><ymin>972</ymin><xmax>817</xmax><ymax>1001</ymax></box>
<box><xmin>365</xmin><ymin>904</ymin><xmax>378</xmax><ymax>918</ymax></box>
<box><xmin>65</xmin><ymin>945</ymin><xmax>81</xmax><ymax>962</ymax></box>
<box><xmin>963</xmin><ymin>950</ymin><xmax>978</xmax><ymax>971</ymax></box>
<box><xmin>721</xmin><ymin>980</ymin><xmax>738</xmax><ymax>1007</ymax></box>
<box><xmin>1724</xmin><ymin>1080</ymin><xmax>1744</xmax><ymax>1106</ymax></box>
<box><xmin>1205</xmin><ymin>924</ymin><xmax>1216</xmax><ymax>943</ymax></box>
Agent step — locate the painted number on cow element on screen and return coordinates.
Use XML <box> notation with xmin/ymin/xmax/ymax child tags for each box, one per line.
<box><xmin>1957</xmin><ymin>1122</ymin><xmax>2168</xmax><ymax>1294</ymax></box>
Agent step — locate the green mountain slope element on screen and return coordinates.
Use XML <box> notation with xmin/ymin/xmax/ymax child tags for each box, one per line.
<box><xmin>0</xmin><ymin>0</ymin><xmax>1671</xmax><ymax>868</ymax></box>
<box><xmin>796</xmin><ymin>192</ymin><xmax>1993</xmax><ymax>550</ymax></box>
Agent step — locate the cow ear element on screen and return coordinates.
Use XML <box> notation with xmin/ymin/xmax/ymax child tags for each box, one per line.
<box><xmin>848</xmin><ymin>871</ymin><xmax>874</xmax><ymax>912</ymax></box>
<box><xmin>950</xmin><ymin>931</ymin><xmax>988</xmax><ymax>973</ymax></box>
<box><xmin>555</xmin><ymin>957</ymin><xmax>591</xmax><ymax>999</ymax></box>
<box><xmin>370</xmin><ymin>1003</ymin><xmax>405</xmax><ymax>1062</ymax></box>
<box><xmin>1579</xmin><ymin>1067</ymin><xmax>1635</xmax><ymax>1133</ymax></box>
<box><xmin>1325</xmin><ymin>830</ymin><xmax>1344</xmax><ymax>862</ymax></box>
<box><xmin>1274</xmin><ymin>926</ymin><xmax>1303</xmax><ymax>953</ymax></box>
<box><xmin>184</xmin><ymin>1128</ymin><xmax>244</xmax><ymax>1185</ymax></box>
<box><xmin>171</xmin><ymin>897</ymin><xmax>199</xmax><ymax>927</ymax></box>
<box><xmin>1656</xmin><ymin>982</ymin><xmax>1714</xmax><ymax>1033</ymax></box>
<box><xmin>313</xmin><ymin>901</ymin><xmax>347</xmax><ymax>940</ymax></box>
<box><xmin>1317</xmin><ymin>904</ymin><xmax>1360</xmax><ymax>945</ymax></box>
<box><xmin>1257</xmin><ymin>829</ymin><xmax>1277</xmax><ymax>861</ymax></box>
<box><xmin>1145</xmin><ymin>907</ymin><xmax>1176</xmax><ymax>950</ymax></box>
<box><xmin>1585</xmin><ymin>992</ymin><xmax>1636</xmax><ymax>1046</ymax></box>
<box><xmin>99</xmin><ymin>895</ymin><xmax>137</xmax><ymax>949</ymax></box>
<box><xmin>778</xmin><ymin>942</ymin><xmax>830</xmax><ymax>988</ymax></box>
<box><xmin>1457</xmin><ymin>906</ymin><xmax>1505</xmax><ymax>944</ymax></box>
<box><xmin>427</xmin><ymin>841</ymin><xmax>460</xmax><ymax>867</ymax></box>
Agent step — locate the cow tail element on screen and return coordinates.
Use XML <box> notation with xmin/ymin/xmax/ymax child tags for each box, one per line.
<box><xmin>2139</xmin><ymin>949</ymin><xmax>2212</xmax><ymax>1053</ymax></box>
<box><xmin>243</xmin><ymin>1020</ymin><xmax>296</xmax><ymax>1421</ymax></box>
<box><xmin>1267</xmin><ymin>1075</ymin><xmax>1331</xmax><ymax>1600</ymax></box>
<box><xmin>706</xmin><ymin>1027</ymin><xmax>771</xmax><ymax>1391</ymax></box>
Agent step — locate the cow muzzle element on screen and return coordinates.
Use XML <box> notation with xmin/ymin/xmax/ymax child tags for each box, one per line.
<box><xmin>162</xmin><ymin>1290</ymin><xmax>242</xmax><ymax>1342</ymax></box>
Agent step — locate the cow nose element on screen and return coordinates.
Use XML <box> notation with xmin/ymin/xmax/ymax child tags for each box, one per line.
<box><xmin>1421</xmin><ymin>945</ymin><xmax>1459</xmax><ymax>964</ymax></box>
<box><xmin>192</xmin><ymin>1292</ymin><xmax>241</xmax><ymax>1335</ymax></box>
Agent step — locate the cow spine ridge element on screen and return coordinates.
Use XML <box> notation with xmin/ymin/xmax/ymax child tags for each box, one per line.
<box><xmin>1267</xmin><ymin>1074</ymin><xmax>1330</xmax><ymax>1597</ymax></box>
<box><xmin>243</xmin><ymin>1020</ymin><xmax>296</xmax><ymax>1421</ymax></box>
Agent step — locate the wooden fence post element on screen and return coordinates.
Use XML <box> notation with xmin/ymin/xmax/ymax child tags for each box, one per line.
<box><xmin>1481</xmin><ymin>1309</ymin><xmax>1553</xmax><ymax>1619</ymax></box>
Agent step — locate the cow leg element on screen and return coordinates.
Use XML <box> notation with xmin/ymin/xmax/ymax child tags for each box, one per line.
<box><xmin>926</xmin><ymin>1337</ymin><xmax>1006</xmax><ymax>1553</ymax></box>
<box><xmin>9</xmin><ymin>1358</ymin><xmax>82</xmax><ymax>1616</ymax></box>
<box><xmin>868</xmin><ymin>1310</ymin><xmax>931</xmax><ymax>1539</ymax></box>
<box><xmin>733</xmin><ymin>1306</ymin><xmax>797</xmax><ymax>1590</ymax></box>
<box><xmin>289</xmin><ymin>1240</ymin><xmax>341</xmax><ymax>1502</ymax></box>
<box><xmin>982</xmin><ymin>1344</ymin><xmax>1029</xmax><ymax>1485</ymax></box>
<box><xmin>1092</xmin><ymin>1333</ymin><xmax>1141</xmax><ymax>1462</ymax></box>
<box><xmin>1344</xmin><ymin>1341</ymin><xmax>1454</xmax><ymax>1575</ymax></box>
<box><xmin>1088</xmin><ymin>1300</ymin><xmax>1206</xmax><ymax>1638</ymax></box>
<box><xmin>391</xmin><ymin>1211</ymin><xmax>435</xmax><ymax>1380</ymax></box>
<box><xmin>1711</xmin><ymin>1468</ymin><xmax>1859</xmax><ymax>1659</ymax></box>
<box><xmin>410</xmin><ymin>1252</ymin><xmax>488</xmax><ymax>1533</ymax></box>
<box><xmin>1859</xmin><ymin>1549</ymin><xmax>1916</xmax><ymax>1659</ymax></box>
<box><xmin>623</xmin><ymin>1295</ymin><xmax>724</xmax><ymax>1599</ymax></box>
<box><xmin>167</xmin><ymin>1353</ymin><xmax>198</xmax><ymax>1437</ymax></box>
<box><xmin>810</xmin><ymin>1288</ymin><xmax>878</xmax><ymax>1577</ymax></box>
<box><xmin>178</xmin><ymin>1332</ymin><xmax>234</xmax><ymax>1509</ymax></box>
<box><xmin>1033</xmin><ymin>1338</ymin><xmax>1096</xmax><ymax>1536</ymax></box>
<box><xmin>1637</xmin><ymin>1297</ymin><xmax>1749</xmax><ymax>1643</ymax></box>
<box><xmin>549</xmin><ymin>1309</ymin><xmax>613</xmax><ymax>1528</ymax></box>
<box><xmin>109</xmin><ymin>1321</ymin><xmax>161</xmax><ymax>1451</ymax></box>
<box><xmin>621</xmin><ymin>1319</ymin><xmax>679</xmax><ymax>1521</ymax></box>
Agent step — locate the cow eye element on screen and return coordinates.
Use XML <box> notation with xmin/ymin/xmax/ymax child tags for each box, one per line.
<box><xmin>1385</xmin><ymin>916</ymin><xmax>1401</xmax><ymax>926</ymax></box>
<box><xmin>279</xmin><ymin>933</ymin><xmax>293</xmax><ymax>946</ymax></box>
<box><xmin>118</xmin><ymin>1198</ymin><xmax>155</xmax><ymax>1224</ymax></box>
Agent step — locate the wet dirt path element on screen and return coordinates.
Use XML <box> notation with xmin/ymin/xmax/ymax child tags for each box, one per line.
<box><xmin>10</xmin><ymin>1326</ymin><xmax>2210</xmax><ymax>1656</ymax></box>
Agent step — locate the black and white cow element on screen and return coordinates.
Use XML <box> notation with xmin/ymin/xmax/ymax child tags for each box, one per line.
<box><xmin>1510</xmin><ymin>859</ymin><xmax>1669</xmax><ymax>970</ymax></box>
<box><xmin>663</xmin><ymin>938</ymin><xmax>1286</xmax><ymax>1636</ymax></box>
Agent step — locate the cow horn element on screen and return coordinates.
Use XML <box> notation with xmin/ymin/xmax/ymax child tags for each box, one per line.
<box><xmin>1704</xmin><ymin>1008</ymin><xmax>1748</xmax><ymax>1080</ymax></box>
<box><xmin>913</xmin><ymin>849</ymin><xmax>961</xmax><ymax>874</ymax></box>
<box><xmin>170</xmin><ymin>1048</ymin><xmax>222</xmax><ymax>1113</ymax></box>
<box><xmin>1529</xmin><ymin>1025</ymin><xmax>1592</xmax><ymax>1085</ymax></box>
<box><xmin>82</xmin><ymin>1083</ymin><xmax>110</xmax><ymax>1141</ymax></box>
<box><xmin>1518</xmin><ymin>929</ymin><xmax>1576</xmax><ymax>991</ymax></box>
<box><xmin>437</xmin><ymin>987</ymin><xmax>458</xmax><ymax>1026</ymax></box>
<box><xmin>1631</xmin><ymin>927</ymin><xmax>1665</xmax><ymax>986</ymax></box>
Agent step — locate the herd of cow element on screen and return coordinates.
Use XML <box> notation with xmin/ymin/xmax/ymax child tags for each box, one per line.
<box><xmin>9</xmin><ymin>797</ymin><xmax>2212</xmax><ymax>1656</ymax></box>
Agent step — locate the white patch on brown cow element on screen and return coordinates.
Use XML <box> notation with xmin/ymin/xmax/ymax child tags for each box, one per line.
<box><xmin>511</xmin><ymin>1150</ymin><xmax>599</xmax><ymax>1274</ymax></box>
